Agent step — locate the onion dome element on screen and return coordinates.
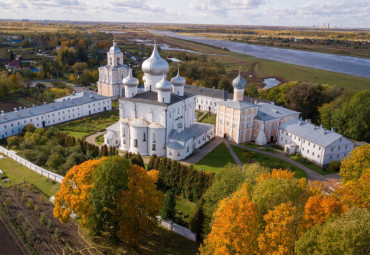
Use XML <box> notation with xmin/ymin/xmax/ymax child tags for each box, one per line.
<box><xmin>171</xmin><ymin>68</ymin><xmax>186</xmax><ymax>86</ymax></box>
<box><xmin>142</xmin><ymin>43</ymin><xmax>169</xmax><ymax>75</ymax></box>
<box><xmin>109</xmin><ymin>40</ymin><xmax>121</xmax><ymax>53</ymax></box>
<box><xmin>232</xmin><ymin>72</ymin><xmax>247</xmax><ymax>89</ymax></box>
<box><xmin>156</xmin><ymin>73</ymin><xmax>172</xmax><ymax>91</ymax></box>
<box><xmin>122</xmin><ymin>68</ymin><xmax>139</xmax><ymax>87</ymax></box>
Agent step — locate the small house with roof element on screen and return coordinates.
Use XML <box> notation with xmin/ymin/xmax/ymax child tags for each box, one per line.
<box><xmin>278</xmin><ymin>119</ymin><xmax>355</xmax><ymax>166</ymax></box>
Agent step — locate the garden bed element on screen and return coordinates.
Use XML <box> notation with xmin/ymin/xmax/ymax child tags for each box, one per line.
<box><xmin>0</xmin><ymin>183</ymin><xmax>98</xmax><ymax>255</ymax></box>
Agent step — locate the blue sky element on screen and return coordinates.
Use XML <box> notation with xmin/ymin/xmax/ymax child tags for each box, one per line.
<box><xmin>0</xmin><ymin>0</ymin><xmax>369</xmax><ymax>28</ymax></box>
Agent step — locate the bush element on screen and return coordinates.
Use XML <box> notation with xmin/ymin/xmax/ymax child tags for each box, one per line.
<box><xmin>40</xmin><ymin>213</ymin><xmax>47</xmax><ymax>225</ymax></box>
<box><xmin>47</xmin><ymin>219</ymin><xmax>54</xmax><ymax>230</ymax></box>
<box><xmin>27</xmin><ymin>228</ymin><xmax>36</xmax><ymax>239</ymax></box>
<box><xmin>53</xmin><ymin>228</ymin><xmax>61</xmax><ymax>241</ymax></box>
<box><xmin>328</xmin><ymin>160</ymin><xmax>341</xmax><ymax>172</ymax></box>
<box><xmin>22</xmin><ymin>192</ymin><xmax>27</xmax><ymax>199</ymax></box>
<box><xmin>34</xmin><ymin>205</ymin><xmax>39</xmax><ymax>213</ymax></box>
<box><xmin>26</xmin><ymin>199</ymin><xmax>34</xmax><ymax>209</ymax></box>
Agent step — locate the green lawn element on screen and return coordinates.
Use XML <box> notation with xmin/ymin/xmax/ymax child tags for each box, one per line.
<box><xmin>61</xmin><ymin>130</ymin><xmax>90</xmax><ymax>139</ymax></box>
<box><xmin>95</xmin><ymin>134</ymin><xmax>105</xmax><ymax>145</ymax></box>
<box><xmin>231</xmin><ymin>145</ymin><xmax>307</xmax><ymax>179</ymax></box>
<box><xmin>288</xmin><ymin>155</ymin><xmax>336</xmax><ymax>175</ymax></box>
<box><xmin>56</xmin><ymin>110</ymin><xmax>119</xmax><ymax>139</ymax></box>
<box><xmin>197</xmin><ymin>113</ymin><xmax>216</xmax><ymax>125</ymax></box>
<box><xmin>0</xmin><ymin>157</ymin><xmax>61</xmax><ymax>197</ymax></box>
<box><xmin>175</xmin><ymin>196</ymin><xmax>196</xmax><ymax>223</ymax></box>
<box><xmin>194</xmin><ymin>142</ymin><xmax>236</xmax><ymax>172</ymax></box>
<box><xmin>195</xmin><ymin>110</ymin><xmax>203</xmax><ymax>118</ymax></box>
<box><xmin>241</xmin><ymin>142</ymin><xmax>260</xmax><ymax>148</ymax></box>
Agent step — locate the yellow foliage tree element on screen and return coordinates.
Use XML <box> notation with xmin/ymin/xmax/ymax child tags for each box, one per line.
<box><xmin>199</xmin><ymin>183</ymin><xmax>259</xmax><ymax>255</ymax></box>
<box><xmin>335</xmin><ymin>170</ymin><xmax>370</xmax><ymax>211</ymax></box>
<box><xmin>258</xmin><ymin>202</ymin><xmax>299</xmax><ymax>255</ymax></box>
<box><xmin>53</xmin><ymin>158</ymin><xmax>105</xmax><ymax>225</ymax></box>
<box><xmin>256</xmin><ymin>169</ymin><xmax>295</xmax><ymax>182</ymax></box>
<box><xmin>304</xmin><ymin>194</ymin><xmax>343</xmax><ymax>229</ymax></box>
<box><xmin>115</xmin><ymin>166</ymin><xmax>163</xmax><ymax>244</ymax></box>
<box><xmin>340</xmin><ymin>144</ymin><xmax>370</xmax><ymax>182</ymax></box>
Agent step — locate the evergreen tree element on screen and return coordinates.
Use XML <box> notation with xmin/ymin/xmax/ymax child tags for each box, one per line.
<box><xmin>148</xmin><ymin>154</ymin><xmax>157</xmax><ymax>170</ymax></box>
<box><xmin>160</xmin><ymin>189</ymin><xmax>176</xmax><ymax>220</ymax></box>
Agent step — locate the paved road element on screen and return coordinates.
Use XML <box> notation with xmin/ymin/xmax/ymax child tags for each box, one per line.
<box><xmin>231</xmin><ymin>142</ymin><xmax>340</xmax><ymax>181</ymax></box>
<box><xmin>181</xmin><ymin>137</ymin><xmax>224</xmax><ymax>165</ymax></box>
<box><xmin>85</xmin><ymin>131</ymin><xmax>105</xmax><ymax>147</ymax></box>
<box><xmin>224</xmin><ymin>140</ymin><xmax>243</xmax><ymax>167</ymax></box>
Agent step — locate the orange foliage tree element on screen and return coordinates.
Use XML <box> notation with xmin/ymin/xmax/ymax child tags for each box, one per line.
<box><xmin>199</xmin><ymin>183</ymin><xmax>259</xmax><ymax>255</ymax></box>
<box><xmin>53</xmin><ymin>158</ymin><xmax>105</xmax><ymax>225</ymax></box>
<box><xmin>115</xmin><ymin>165</ymin><xmax>163</xmax><ymax>244</ymax></box>
<box><xmin>304</xmin><ymin>194</ymin><xmax>343</xmax><ymax>229</ymax></box>
<box><xmin>258</xmin><ymin>202</ymin><xmax>300</xmax><ymax>255</ymax></box>
<box><xmin>339</xmin><ymin>144</ymin><xmax>370</xmax><ymax>182</ymax></box>
<box><xmin>256</xmin><ymin>168</ymin><xmax>295</xmax><ymax>182</ymax></box>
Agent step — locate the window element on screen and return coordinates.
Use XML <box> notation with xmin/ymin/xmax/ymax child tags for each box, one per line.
<box><xmin>169</xmin><ymin>151</ymin><xmax>172</xmax><ymax>156</ymax></box>
<box><xmin>134</xmin><ymin>139</ymin><xmax>138</xmax><ymax>147</ymax></box>
<box><xmin>330</xmin><ymin>155</ymin><xmax>332</xmax><ymax>160</ymax></box>
<box><xmin>143</xmin><ymin>133</ymin><xmax>146</xmax><ymax>142</ymax></box>
<box><xmin>312</xmin><ymin>152</ymin><xmax>314</xmax><ymax>156</ymax></box>
<box><xmin>298</xmin><ymin>138</ymin><xmax>300</xmax><ymax>141</ymax></box>
<box><xmin>313</xmin><ymin>144</ymin><xmax>315</xmax><ymax>148</ymax></box>
<box><xmin>153</xmin><ymin>133</ymin><xmax>156</xmax><ymax>143</ymax></box>
<box><xmin>317</xmin><ymin>155</ymin><xmax>320</xmax><ymax>158</ymax></box>
<box><xmin>152</xmin><ymin>144</ymin><xmax>156</xmax><ymax>151</ymax></box>
<box><xmin>307</xmin><ymin>150</ymin><xmax>309</xmax><ymax>153</ymax></box>
<box><xmin>337</xmin><ymin>154</ymin><xmax>339</xmax><ymax>158</ymax></box>
<box><xmin>123</xmin><ymin>128</ymin><xmax>125</xmax><ymax>137</ymax></box>
<box><xmin>308</xmin><ymin>142</ymin><xmax>310</xmax><ymax>146</ymax></box>
<box><xmin>117</xmin><ymin>57</ymin><xmax>119</xmax><ymax>64</ymax></box>
<box><xmin>331</xmin><ymin>148</ymin><xmax>334</xmax><ymax>152</ymax></box>
<box><xmin>338</xmin><ymin>146</ymin><xmax>340</xmax><ymax>151</ymax></box>
<box><xmin>187</xmin><ymin>146</ymin><xmax>189</xmax><ymax>153</ymax></box>
<box><xmin>178</xmin><ymin>152</ymin><xmax>180</xmax><ymax>156</ymax></box>
<box><xmin>345</xmin><ymin>145</ymin><xmax>347</xmax><ymax>150</ymax></box>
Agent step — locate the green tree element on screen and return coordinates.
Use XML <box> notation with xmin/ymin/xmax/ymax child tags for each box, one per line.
<box><xmin>88</xmin><ymin>156</ymin><xmax>130</xmax><ymax>237</ymax></box>
<box><xmin>160</xmin><ymin>189</ymin><xmax>176</xmax><ymax>220</ymax></box>
<box><xmin>295</xmin><ymin>207</ymin><xmax>370</xmax><ymax>255</ymax></box>
<box><xmin>198</xmin><ymin>163</ymin><xmax>247</xmax><ymax>236</ymax></box>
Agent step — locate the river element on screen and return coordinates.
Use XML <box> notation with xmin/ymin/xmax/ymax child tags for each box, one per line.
<box><xmin>149</xmin><ymin>30</ymin><xmax>370</xmax><ymax>79</ymax></box>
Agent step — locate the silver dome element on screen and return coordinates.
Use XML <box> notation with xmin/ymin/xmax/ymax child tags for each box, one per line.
<box><xmin>109</xmin><ymin>40</ymin><xmax>122</xmax><ymax>53</ymax></box>
<box><xmin>122</xmin><ymin>68</ymin><xmax>139</xmax><ymax>87</ymax></box>
<box><xmin>171</xmin><ymin>68</ymin><xmax>186</xmax><ymax>86</ymax></box>
<box><xmin>232</xmin><ymin>72</ymin><xmax>247</xmax><ymax>89</ymax></box>
<box><xmin>156</xmin><ymin>74</ymin><xmax>172</xmax><ymax>91</ymax></box>
<box><xmin>142</xmin><ymin>43</ymin><xmax>169</xmax><ymax>75</ymax></box>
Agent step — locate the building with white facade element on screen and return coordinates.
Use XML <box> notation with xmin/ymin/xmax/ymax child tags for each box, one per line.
<box><xmin>105</xmin><ymin>44</ymin><xmax>214</xmax><ymax>160</ymax></box>
<box><xmin>278</xmin><ymin>118</ymin><xmax>355</xmax><ymax>166</ymax></box>
<box><xmin>97</xmin><ymin>40</ymin><xmax>129</xmax><ymax>98</ymax></box>
<box><xmin>0</xmin><ymin>92</ymin><xmax>111</xmax><ymax>139</ymax></box>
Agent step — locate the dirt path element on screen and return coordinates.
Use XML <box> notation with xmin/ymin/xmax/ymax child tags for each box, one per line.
<box><xmin>231</xmin><ymin>142</ymin><xmax>340</xmax><ymax>181</ymax></box>
<box><xmin>85</xmin><ymin>131</ymin><xmax>105</xmax><ymax>148</ymax></box>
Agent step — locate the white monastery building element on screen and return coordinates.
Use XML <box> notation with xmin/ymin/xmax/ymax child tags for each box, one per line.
<box><xmin>278</xmin><ymin>119</ymin><xmax>355</xmax><ymax>167</ymax></box>
<box><xmin>100</xmin><ymin>41</ymin><xmax>355</xmax><ymax>165</ymax></box>
<box><xmin>0</xmin><ymin>92</ymin><xmax>111</xmax><ymax>139</ymax></box>
<box><xmin>97</xmin><ymin>40</ymin><xmax>129</xmax><ymax>98</ymax></box>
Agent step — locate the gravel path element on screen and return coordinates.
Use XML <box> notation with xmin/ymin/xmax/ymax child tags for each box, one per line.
<box><xmin>85</xmin><ymin>131</ymin><xmax>105</xmax><ymax>147</ymax></box>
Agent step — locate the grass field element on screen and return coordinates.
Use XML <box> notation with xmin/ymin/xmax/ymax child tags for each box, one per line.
<box><xmin>152</xmin><ymin>32</ymin><xmax>370</xmax><ymax>90</ymax></box>
<box><xmin>231</xmin><ymin>145</ymin><xmax>307</xmax><ymax>178</ymax></box>
<box><xmin>0</xmin><ymin>157</ymin><xmax>61</xmax><ymax>197</ymax></box>
<box><xmin>197</xmin><ymin>113</ymin><xmax>216</xmax><ymax>125</ymax></box>
<box><xmin>56</xmin><ymin>110</ymin><xmax>119</xmax><ymax>139</ymax></box>
<box><xmin>194</xmin><ymin>142</ymin><xmax>235</xmax><ymax>172</ymax></box>
<box><xmin>175</xmin><ymin>195</ymin><xmax>196</xmax><ymax>223</ymax></box>
<box><xmin>95</xmin><ymin>134</ymin><xmax>105</xmax><ymax>145</ymax></box>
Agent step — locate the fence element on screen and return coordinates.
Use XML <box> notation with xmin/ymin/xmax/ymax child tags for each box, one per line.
<box><xmin>0</xmin><ymin>145</ymin><xmax>64</xmax><ymax>183</ymax></box>
<box><xmin>157</xmin><ymin>216</ymin><xmax>197</xmax><ymax>242</ymax></box>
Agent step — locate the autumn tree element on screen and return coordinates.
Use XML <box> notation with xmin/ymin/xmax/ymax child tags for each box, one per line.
<box><xmin>258</xmin><ymin>202</ymin><xmax>300</xmax><ymax>255</ymax></box>
<box><xmin>287</xmin><ymin>82</ymin><xmax>320</xmax><ymax>120</ymax></box>
<box><xmin>199</xmin><ymin>183</ymin><xmax>259</xmax><ymax>255</ymax></box>
<box><xmin>115</xmin><ymin>166</ymin><xmax>163</xmax><ymax>245</ymax></box>
<box><xmin>53</xmin><ymin>158</ymin><xmax>105</xmax><ymax>225</ymax></box>
<box><xmin>303</xmin><ymin>194</ymin><xmax>342</xmax><ymax>229</ymax></box>
<box><xmin>295</xmin><ymin>207</ymin><xmax>370</xmax><ymax>255</ymax></box>
<box><xmin>88</xmin><ymin>156</ymin><xmax>130</xmax><ymax>237</ymax></box>
<box><xmin>339</xmin><ymin>144</ymin><xmax>370</xmax><ymax>182</ymax></box>
<box><xmin>252</xmin><ymin>170</ymin><xmax>305</xmax><ymax>217</ymax></box>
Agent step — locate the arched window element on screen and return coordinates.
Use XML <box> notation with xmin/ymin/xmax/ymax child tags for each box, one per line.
<box><xmin>143</xmin><ymin>133</ymin><xmax>146</xmax><ymax>141</ymax></box>
<box><xmin>117</xmin><ymin>57</ymin><xmax>120</xmax><ymax>64</ymax></box>
<box><xmin>153</xmin><ymin>133</ymin><xmax>156</xmax><ymax>143</ymax></box>
<box><xmin>110</xmin><ymin>58</ymin><xmax>112</xmax><ymax>65</ymax></box>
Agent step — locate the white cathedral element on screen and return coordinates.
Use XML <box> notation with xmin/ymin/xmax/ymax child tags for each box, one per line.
<box><xmin>102</xmin><ymin>42</ymin><xmax>215</xmax><ymax>160</ymax></box>
<box><xmin>101</xmin><ymin>41</ymin><xmax>355</xmax><ymax>165</ymax></box>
